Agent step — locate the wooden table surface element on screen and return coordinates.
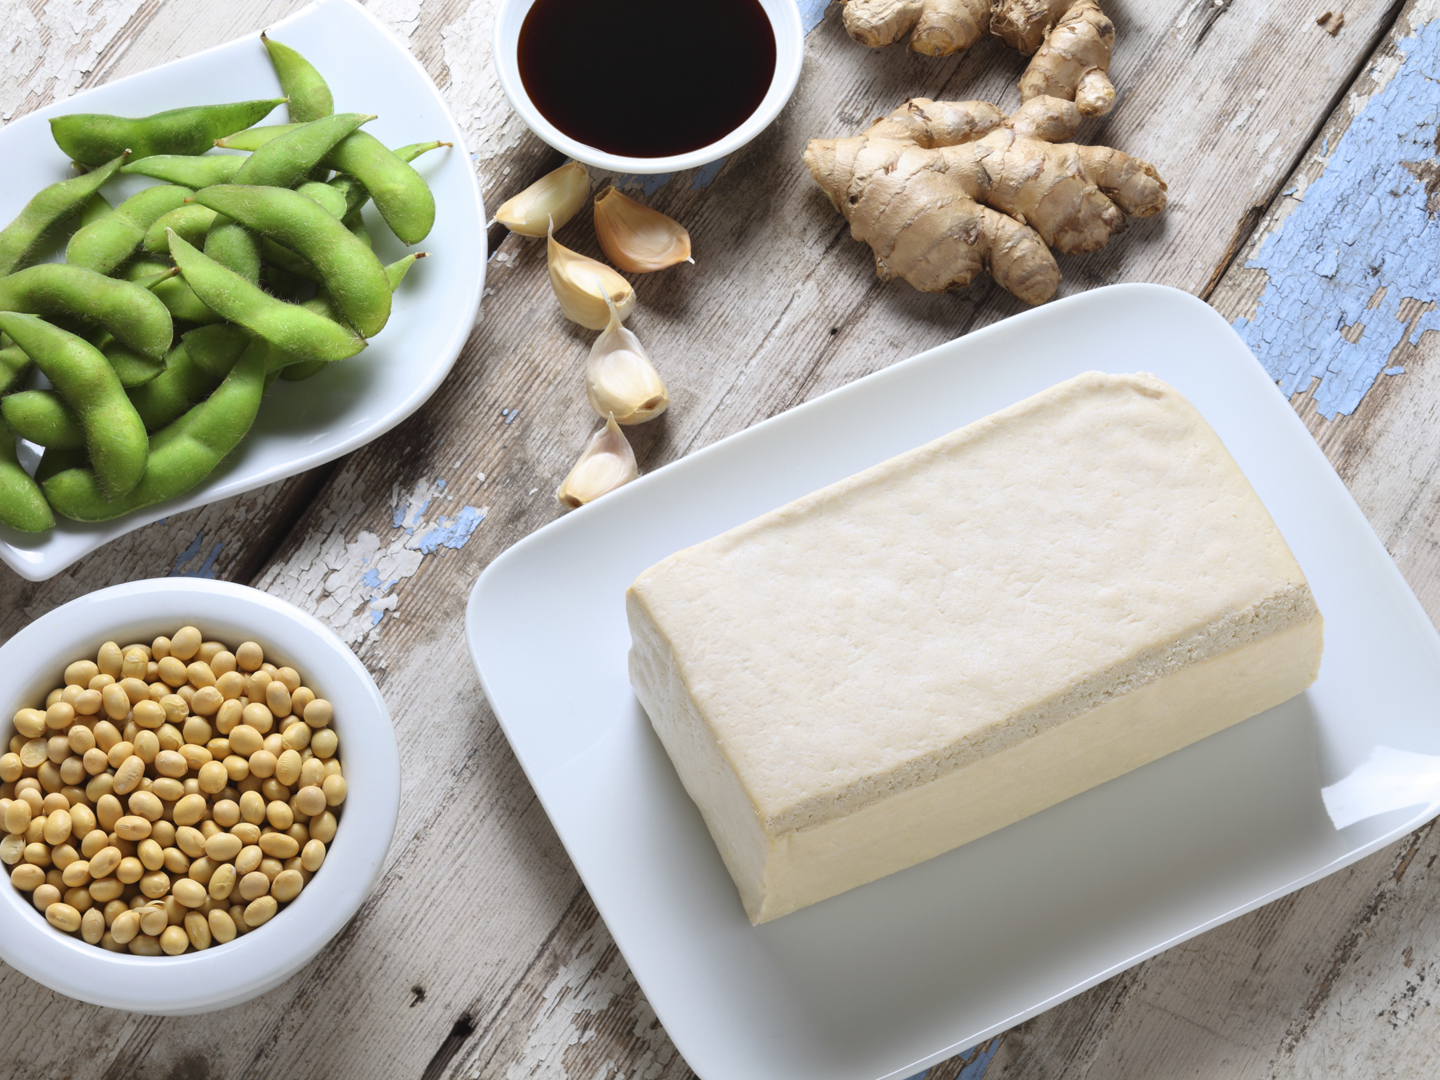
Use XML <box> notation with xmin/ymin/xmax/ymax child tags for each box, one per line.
<box><xmin>3</xmin><ymin>0</ymin><xmax>1439</xmax><ymax>1076</ymax></box>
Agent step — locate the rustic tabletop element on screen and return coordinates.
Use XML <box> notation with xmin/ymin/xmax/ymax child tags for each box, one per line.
<box><xmin>2</xmin><ymin>0</ymin><xmax>1438</xmax><ymax>1076</ymax></box>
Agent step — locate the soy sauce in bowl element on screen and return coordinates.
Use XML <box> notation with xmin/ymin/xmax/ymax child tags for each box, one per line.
<box><xmin>517</xmin><ymin>0</ymin><xmax>777</xmax><ymax>159</ymax></box>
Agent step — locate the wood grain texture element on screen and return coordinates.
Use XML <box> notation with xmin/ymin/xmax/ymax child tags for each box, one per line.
<box><xmin>2</xmin><ymin>0</ymin><xmax>1438</xmax><ymax>1078</ymax></box>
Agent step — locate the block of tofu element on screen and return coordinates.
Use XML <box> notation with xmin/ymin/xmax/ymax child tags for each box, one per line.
<box><xmin>626</xmin><ymin>371</ymin><xmax>1324</xmax><ymax>924</ymax></box>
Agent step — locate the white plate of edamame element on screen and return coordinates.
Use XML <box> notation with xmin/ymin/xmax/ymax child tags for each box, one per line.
<box><xmin>0</xmin><ymin>0</ymin><xmax>485</xmax><ymax>581</ymax></box>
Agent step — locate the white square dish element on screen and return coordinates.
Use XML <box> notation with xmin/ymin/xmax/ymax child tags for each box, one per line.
<box><xmin>0</xmin><ymin>0</ymin><xmax>485</xmax><ymax>582</ymax></box>
<box><xmin>466</xmin><ymin>284</ymin><xmax>1440</xmax><ymax>1080</ymax></box>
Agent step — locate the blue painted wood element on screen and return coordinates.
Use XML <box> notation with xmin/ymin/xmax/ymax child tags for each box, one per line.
<box><xmin>1233</xmin><ymin>17</ymin><xmax>1440</xmax><ymax>419</ymax></box>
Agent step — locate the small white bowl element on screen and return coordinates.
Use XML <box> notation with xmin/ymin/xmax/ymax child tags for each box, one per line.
<box><xmin>493</xmin><ymin>0</ymin><xmax>804</xmax><ymax>175</ymax></box>
<box><xmin>0</xmin><ymin>579</ymin><xmax>399</xmax><ymax>1015</ymax></box>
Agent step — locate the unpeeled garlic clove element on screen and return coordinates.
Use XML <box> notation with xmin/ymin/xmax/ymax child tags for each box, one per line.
<box><xmin>493</xmin><ymin>161</ymin><xmax>591</xmax><ymax>236</ymax></box>
<box><xmin>547</xmin><ymin>218</ymin><xmax>635</xmax><ymax>330</ymax></box>
<box><xmin>593</xmin><ymin>186</ymin><xmax>693</xmax><ymax>273</ymax></box>
<box><xmin>556</xmin><ymin>414</ymin><xmax>638</xmax><ymax>508</ymax></box>
<box><xmin>587</xmin><ymin>290</ymin><xmax>668</xmax><ymax>424</ymax></box>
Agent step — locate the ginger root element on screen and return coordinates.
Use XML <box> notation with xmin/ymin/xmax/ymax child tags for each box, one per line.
<box><xmin>804</xmin><ymin>96</ymin><xmax>1166</xmax><ymax>306</ymax></box>
<box><xmin>841</xmin><ymin>0</ymin><xmax>1116</xmax><ymax>117</ymax></box>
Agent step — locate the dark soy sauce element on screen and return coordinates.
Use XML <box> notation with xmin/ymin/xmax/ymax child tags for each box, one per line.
<box><xmin>518</xmin><ymin>0</ymin><xmax>777</xmax><ymax>158</ymax></box>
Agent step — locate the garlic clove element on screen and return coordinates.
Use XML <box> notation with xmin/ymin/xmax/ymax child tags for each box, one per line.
<box><xmin>493</xmin><ymin>161</ymin><xmax>591</xmax><ymax>236</ymax></box>
<box><xmin>593</xmin><ymin>186</ymin><xmax>693</xmax><ymax>273</ymax></box>
<box><xmin>547</xmin><ymin>218</ymin><xmax>635</xmax><ymax>330</ymax></box>
<box><xmin>587</xmin><ymin>290</ymin><xmax>668</xmax><ymax>424</ymax></box>
<box><xmin>556</xmin><ymin>414</ymin><xmax>638</xmax><ymax>508</ymax></box>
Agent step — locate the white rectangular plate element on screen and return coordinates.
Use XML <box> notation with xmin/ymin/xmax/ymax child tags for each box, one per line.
<box><xmin>0</xmin><ymin>0</ymin><xmax>484</xmax><ymax>581</ymax></box>
<box><xmin>466</xmin><ymin>284</ymin><xmax>1440</xmax><ymax>1080</ymax></box>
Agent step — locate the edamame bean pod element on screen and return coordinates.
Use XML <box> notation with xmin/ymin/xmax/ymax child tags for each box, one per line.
<box><xmin>121</xmin><ymin>155</ymin><xmax>244</xmax><ymax>188</ymax></box>
<box><xmin>0</xmin><ymin>345</ymin><xmax>30</xmax><ymax>397</ymax></box>
<box><xmin>182</xmin><ymin>324</ymin><xmax>253</xmax><ymax>379</ymax></box>
<box><xmin>261</xmin><ymin>33</ymin><xmax>334</xmax><ymax>122</ymax></box>
<box><xmin>232</xmin><ymin>113</ymin><xmax>371</xmax><ymax>189</ymax></box>
<box><xmin>322</xmin><ymin>132</ymin><xmax>435</xmax><ymax>244</ymax></box>
<box><xmin>194</xmin><ymin>186</ymin><xmax>390</xmax><ymax>337</ymax></box>
<box><xmin>203</xmin><ymin>217</ymin><xmax>262</xmax><ymax>286</ymax></box>
<box><xmin>65</xmin><ymin>185</ymin><xmax>195</xmax><ymax>276</ymax></box>
<box><xmin>0</xmin><ymin>419</ymin><xmax>53</xmax><ymax>533</ymax></box>
<box><xmin>294</xmin><ymin>182</ymin><xmax>347</xmax><ymax>219</ymax></box>
<box><xmin>0</xmin><ymin>313</ymin><xmax>148</xmax><ymax>500</ymax></box>
<box><xmin>0</xmin><ymin>264</ymin><xmax>173</xmax><ymax>362</ymax></box>
<box><xmin>168</xmin><ymin>230</ymin><xmax>365</xmax><ymax>361</ymax></box>
<box><xmin>143</xmin><ymin>205</ymin><xmax>217</xmax><ymax>254</ymax></box>
<box><xmin>149</xmin><ymin>273</ymin><xmax>221</xmax><ymax>326</ymax></box>
<box><xmin>44</xmin><ymin>337</ymin><xmax>268</xmax><ymax>522</ymax></box>
<box><xmin>213</xmin><ymin>124</ymin><xmax>300</xmax><ymax>152</ymax></box>
<box><xmin>78</xmin><ymin>193</ymin><xmax>113</xmax><ymax>227</ymax></box>
<box><xmin>0</xmin><ymin>155</ymin><xmax>127</xmax><ymax>276</ymax></box>
<box><xmin>1</xmin><ymin>390</ymin><xmax>84</xmax><ymax>449</ymax></box>
<box><xmin>101</xmin><ymin>339</ymin><xmax>165</xmax><ymax>389</ymax></box>
<box><xmin>326</xmin><ymin>140</ymin><xmax>448</xmax><ymax>217</ymax></box>
<box><xmin>51</xmin><ymin>99</ymin><xmax>287</xmax><ymax>166</ymax></box>
<box><xmin>127</xmin><ymin>342</ymin><xmax>224</xmax><ymax>433</ymax></box>
<box><xmin>276</xmin><ymin>254</ymin><xmax>422</xmax><ymax>381</ymax></box>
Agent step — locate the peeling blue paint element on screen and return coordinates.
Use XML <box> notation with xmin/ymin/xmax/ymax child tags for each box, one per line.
<box><xmin>902</xmin><ymin>1038</ymin><xmax>999</xmax><ymax>1080</ymax></box>
<box><xmin>797</xmin><ymin>0</ymin><xmax>830</xmax><ymax>33</ymax></box>
<box><xmin>360</xmin><ymin>568</ymin><xmax>382</xmax><ymax>589</ymax></box>
<box><xmin>170</xmin><ymin>531</ymin><xmax>223</xmax><ymax>578</ymax></box>
<box><xmin>370</xmin><ymin>609</ymin><xmax>384</xmax><ymax>626</ymax></box>
<box><xmin>692</xmin><ymin>156</ymin><xmax>727</xmax><ymax>189</ymax></box>
<box><xmin>410</xmin><ymin>505</ymin><xmax>487</xmax><ymax>555</ymax></box>
<box><xmin>1233</xmin><ymin>17</ymin><xmax>1440</xmax><ymax>419</ymax></box>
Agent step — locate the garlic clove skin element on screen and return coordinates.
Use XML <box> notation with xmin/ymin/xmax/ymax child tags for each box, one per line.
<box><xmin>587</xmin><ymin>291</ymin><xmax>668</xmax><ymax>424</ymax></box>
<box><xmin>493</xmin><ymin>161</ymin><xmax>591</xmax><ymax>236</ymax></box>
<box><xmin>556</xmin><ymin>414</ymin><xmax>638</xmax><ymax>508</ymax></box>
<box><xmin>593</xmin><ymin>186</ymin><xmax>693</xmax><ymax>273</ymax></box>
<box><xmin>547</xmin><ymin>218</ymin><xmax>636</xmax><ymax>330</ymax></box>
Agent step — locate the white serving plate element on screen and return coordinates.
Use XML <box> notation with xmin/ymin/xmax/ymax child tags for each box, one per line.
<box><xmin>466</xmin><ymin>284</ymin><xmax>1440</xmax><ymax>1080</ymax></box>
<box><xmin>0</xmin><ymin>0</ymin><xmax>485</xmax><ymax>582</ymax></box>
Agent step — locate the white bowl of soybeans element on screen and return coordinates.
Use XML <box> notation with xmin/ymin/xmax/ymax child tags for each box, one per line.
<box><xmin>0</xmin><ymin>578</ymin><xmax>399</xmax><ymax>1014</ymax></box>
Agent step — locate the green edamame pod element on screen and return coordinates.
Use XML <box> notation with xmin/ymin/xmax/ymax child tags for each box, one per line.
<box><xmin>65</xmin><ymin>185</ymin><xmax>195</xmax><ymax>276</ymax></box>
<box><xmin>233</xmin><ymin>113</ymin><xmax>371</xmax><ymax>189</ymax></box>
<box><xmin>0</xmin><ymin>264</ymin><xmax>174</xmax><ymax>362</ymax></box>
<box><xmin>0</xmin><ymin>312</ymin><xmax>148</xmax><ymax>501</ymax></box>
<box><xmin>168</xmin><ymin>229</ymin><xmax>365</xmax><ymax>361</ymax></box>
<box><xmin>121</xmin><ymin>258</ymin><xmax>173</xmax><ymax>281</ymax></box>
<box><xmin>323</xmin><ymin>132</ymin><xmax>435</xmax><ymax>244</ymax></box>
<box><xmin>0</xmin><ymin>345</ymin><xmax>30</xmax><ymax>396</ymax></box>
<box><xmin>214</xmin><ymin>124</ymin><xmax>300</xmax><ymax>152</ymax></box>
<box><xmin>121</xmin><ymin>154</ymin><xmax>244</xmax><ymax>188</ymax></box>
<box><xmin>127</xmin><ymin>340</ymin><xmax>226</xmax><ymax>432</ymax></box>
<box><xmin>327</xmin><ymin>143</ymin><xmax>448</xmax><ymax>216</ymax></box>
<box><xmin>0</xmin><ymin>419</ymin><xmax>54</xmax><ymax>533</ymax></box>
<box><xmin>144</xmin><ymin>204</ymin><xmax>218</xmax><ymax>254</ymax></box>
<box><xmin>78</xmin><ymin>193</ymin><xmax>113</xmax><ymax>227</ymax></box>
<box><xmin>2</xmin><ymin>390</ymin><xmax>85</xmax><ymax>450</ymax></box>
<box><xmin>0</xmin><ymin>154</ymin><xmax>127</xmax><ymax>276</ymax></box>
<box><xmin>50</xmin><ymin>98</ymin><xmax>287</xmax><ymax>166</ymax></box>
<box><xmin>295</xmin><ymin>182</ymin><xmax>347</xmax><ymax>218</ymax></box>
<box><xmin>102</xmin><ymin>338</ymin><xmax>166</xmax><ymax>388</ymax></box>
<box><xmin>263</xmin><ymin>262</ymin><xmax>310</xmax><ymax>299</ymax></box>
<box><xmin>195</xmin><ymin>185</ymin><xmax>390</xmax><ymax>337</ymax></box>
<box><xmin>45</xmin><ymin>336</ymin><xmax>268</xmax><ymax>522</ymax></box>
<box><xmin>182</xmin><ymin>324</ymin><xmax>253</xmax><ymax>379</ymax></box>
<box><xmin>261</xmin><ymin>33</ymin><xmax>334</xmax><ymax>123</ymax></box>
<box><xmin>275</xmin><ymin>255</ymin><xmax>423</xmax><ymax>381</ymax></box>
<box><xmin>204</xmin><ymin>216</ymin><xmax>262</xmax><ymax>285</ymax></box>
<box><xmin>36</xmin><ymin>446</ymin><xmax>88</xmax><ymax>483</ymax></box>
<box><xmin>149</xmin><ymin>274</ymin><xmax>222</xmax><ymax>326</ymax></box>
<box><xmin>260</xmin><ymin>238</ymin><xmax>320</xmax><ymax>283</ymax></box>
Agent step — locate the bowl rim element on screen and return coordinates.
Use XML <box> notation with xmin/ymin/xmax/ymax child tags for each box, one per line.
<box><xmin>492</xmin><ymin>0</ymin><xmax>805</xmax><ymax>175</ymax></box>
<box><xmin>0</xmin><ymin>578</ymin><xmax>400</xmax><ymax>1014</ymax></box>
